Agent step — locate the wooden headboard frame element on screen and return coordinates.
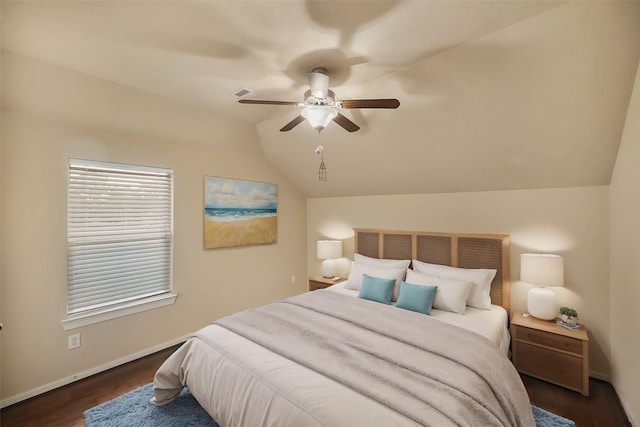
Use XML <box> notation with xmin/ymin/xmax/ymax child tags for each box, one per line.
<box><xmin>354</xmin><ymin>229</ymin><xmax>511</xmax><ymax>315</ymax></box>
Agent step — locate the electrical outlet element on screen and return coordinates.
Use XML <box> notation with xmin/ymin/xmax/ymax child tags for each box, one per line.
<box><xmin>291</xmin><ymin>275</ymin><xmax>296</xmax><ymax>284</ymax></box>
<box><xmin>68</xmin><ymin>333</ymin><xmax>81</xmax><ymax>350</ymax></box>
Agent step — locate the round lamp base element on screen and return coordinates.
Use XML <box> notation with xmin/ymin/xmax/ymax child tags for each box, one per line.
<box><xmin>322</xmin><ymin>259</ymin><xmax>336</xmax><ymax>278</ymax></box>
<box><xmin>527</xmin><ymin>287</ymin><xmax>557</xmax><ymax>320</ymax></box>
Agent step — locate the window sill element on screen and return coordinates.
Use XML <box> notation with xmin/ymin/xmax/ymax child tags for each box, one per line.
<box><xmin>62</xmin><ymin>293</ymin><xmax>178</xmax><ymax>331</ymax></box>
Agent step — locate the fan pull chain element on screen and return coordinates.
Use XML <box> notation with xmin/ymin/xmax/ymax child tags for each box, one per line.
<box><xmin>315</xmin><ymin>145</ymin><xmax>327</xmax><ymax>183</ymax></box>
<box><xmin>319</xmin><ymin>157</ymin><xmax>327</xmax><ymax>183</ymax></box>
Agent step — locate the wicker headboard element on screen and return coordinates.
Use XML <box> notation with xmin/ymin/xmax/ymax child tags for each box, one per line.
<box><xmin>354</xmin><ymin>229</ymin><xmax>511</xmax><ymax>315</ymax></box>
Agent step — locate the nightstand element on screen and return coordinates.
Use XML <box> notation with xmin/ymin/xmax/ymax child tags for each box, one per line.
<box><xmin>511</xmin><ymin>312</ymin><xmax>589</xmax><ymax>396</ymax></box>
<box><xmin>308</xmin><ymin>276</ymin><xmax>346</xmax><ymax>291</ymax></box>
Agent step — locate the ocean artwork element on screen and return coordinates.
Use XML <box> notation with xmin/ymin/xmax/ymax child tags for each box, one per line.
<box><xmin>204</xmin><ymin>207</ymin><xmax>277</xmax><ymax>222</ymax></box>
<box><xmin>204</xmin><ymin>176</ymin><xmax>277</xmax><ymax>249</ymax></box>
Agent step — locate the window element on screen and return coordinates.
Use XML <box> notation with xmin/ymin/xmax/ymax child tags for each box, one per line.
<box><xmin>64</xmin><ymin>159</ymin><xmax>175</xmax><ymax>330</ymax></box>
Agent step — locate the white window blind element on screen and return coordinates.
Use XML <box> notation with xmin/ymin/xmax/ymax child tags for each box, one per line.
<box><xmin>67</xmin><ymin>159</ymin><xmax>173</xmax><ymax>315</ymax></box>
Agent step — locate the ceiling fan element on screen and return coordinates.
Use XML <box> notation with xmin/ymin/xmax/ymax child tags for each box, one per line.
<box><xmin>239</xmin><ymin>67</ymin><xmax>400</xmax><ymax>133</ymax></box>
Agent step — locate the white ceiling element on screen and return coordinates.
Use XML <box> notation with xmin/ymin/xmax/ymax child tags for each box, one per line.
<box><xmin>2</xmin><ymin>1</ymin><xmax>640</xmax><ymax>197</ymax></box>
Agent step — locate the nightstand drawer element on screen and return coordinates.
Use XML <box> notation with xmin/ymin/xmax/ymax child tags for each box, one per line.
<box><xmin>518</xmin><ymin>326</ymin><xmax>583</xmax><ymax>355</ymax></box>
<box><xmin>308</xmin><ymin>276</ymin><xmax>346</xmax><ymax>291</ymax></box>
<box><xmin>515</xmin><ymin>341</ymin><xmax>584</xmax><ymax>391</ymax></box>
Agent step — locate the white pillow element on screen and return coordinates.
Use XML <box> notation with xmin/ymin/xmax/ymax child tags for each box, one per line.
<box><xmin>345</xmin><ymin>262</ymin><xmax>407</xmax><ymax>301</ymax></box>
<box><xmin>405</xmin><ymin>269</ymin><xmax>473</xmax><ymax>314</ymax></box>
<box><xmin>354</xmin><ymin>253</ymin><xmax>411</xmax><ymax>269</ymax></box>
<box><xmin>411</xmin><ymin>260</ymin><xmax>496</xmax><ymax>310</ymax></box>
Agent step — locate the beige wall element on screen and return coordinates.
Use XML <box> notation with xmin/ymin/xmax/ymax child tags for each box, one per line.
<box><xmin>610</xmin><ymin>61</ymin><xmax>640</xmax><ymax>425</ymax></box>
<box><xmin>307</xmin><ymin>187</ymin><xmax>611</xmax><ymax>378</ymax></box>
<box><xmin>0</xmin><ymin>111</ymin><xmax>308</xmax><ymax>404</ymax></box>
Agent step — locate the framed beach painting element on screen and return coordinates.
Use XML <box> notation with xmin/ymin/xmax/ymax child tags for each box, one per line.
<box><xmin>204</xmin><ymin>176</ymin><xmax>277</xmax><ymax>249</ymax></box>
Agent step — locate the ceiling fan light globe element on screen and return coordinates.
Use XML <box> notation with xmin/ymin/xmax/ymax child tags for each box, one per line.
<box><xmin>301</xmin><ymin>106</ymin><xmax>337</xmax><ymax>132</ymax></box>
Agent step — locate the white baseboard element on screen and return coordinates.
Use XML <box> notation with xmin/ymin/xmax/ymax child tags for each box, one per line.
<box><xmin>590</xmin><ymin>371</ymin><xmax>637</xmax><ymax>425</ymax></box>
<box><xmin>589</xmin><ymin>370</ymin><xmax>611</xmax><ymax>382</ymax></box>
<box><xmin>0</xmin><ymin>335</ymin><xmax>189</xmax><ymax>409</ymax></box>
<box><xmin>612</xmin><ymin>382</ymin><xmax>637</xmax><ymax>427</ymax></box>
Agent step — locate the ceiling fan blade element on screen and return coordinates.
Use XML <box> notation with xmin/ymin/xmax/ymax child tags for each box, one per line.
<box><xmin>338</xmin><ymin>99</ymin><xmax>400</xmax><ymax>109</ymax></box>
<box><xmin>280</xmin><ymin>115</ymin><xmax>306</xmax><ymax>132</ymax></box>
<box><xmin>333</xmin><ymin>112</ymin><xmax>360</xmax><ymax>133</ymax></box>
<box><xmin>239</xmin><ymin>100</ymin><xmax>301</xmax><ymax>106</ymax></box>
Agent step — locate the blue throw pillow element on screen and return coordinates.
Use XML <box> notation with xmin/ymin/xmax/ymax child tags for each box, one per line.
<box><xmin>395</xmin><ymin>281</ymin><xmax>437</xmax><ymax>315</ymax></box>
<box><xmin>358</xmin><ymin>274</ymin><xmax>396</xmax><ymax>304</ymax></box>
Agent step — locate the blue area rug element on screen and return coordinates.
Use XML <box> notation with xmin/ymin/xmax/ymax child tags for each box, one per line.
<box><xmin>84</xmin><ymin>383</ymin><xmax>575</xmax><ymax>426</ymax></box>
<box><xmin>84</xmin><ymin>384</ymin><xmax>219</xmax><ymax>427</ymax></box>
<box><xmin>532</xmin><ymin>405</ymin><xmax>575</xmax><ymax>427</ymax></box>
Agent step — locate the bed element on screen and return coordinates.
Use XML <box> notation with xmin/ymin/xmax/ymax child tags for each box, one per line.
<box><xmin>152</xmin><ymin>229</ymin><xmax>535</xmax><ymax>426</ymax></box>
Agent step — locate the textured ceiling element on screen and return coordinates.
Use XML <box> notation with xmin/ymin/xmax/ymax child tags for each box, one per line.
<box><xmin>2</xmin><ymin>1</ymin><xmax>640</xmax><ymax>197</ymax></box>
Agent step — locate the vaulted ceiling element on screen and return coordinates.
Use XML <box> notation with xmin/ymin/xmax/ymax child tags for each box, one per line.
<box><xmin>2</xmin><ymin>1</ymin><xmax>640</xmax><ymax>197</ymax></box>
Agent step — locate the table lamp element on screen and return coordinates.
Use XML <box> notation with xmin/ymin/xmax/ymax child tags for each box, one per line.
<box><xmin>521</xmin><ymin>253</ymin><xmax>564</xmax><ymax>320</ymax></box>
<box><xmin>317</xmin><ymin>240</ymin><xmax>342</xmax><ymax>278</ymax></box>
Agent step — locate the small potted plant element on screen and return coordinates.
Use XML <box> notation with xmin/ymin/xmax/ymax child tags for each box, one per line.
<box><xmin>560</xmin><ymin>307</ymin><xmax>578</xmax><ymax>325</ymax></box>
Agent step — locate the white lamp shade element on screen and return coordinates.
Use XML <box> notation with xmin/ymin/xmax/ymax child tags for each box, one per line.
<box><xmin>302</xmin><ymin>106</ymin><xmax>338</xmax><ymax>131</ymax></box>
<box><xmin>520</xmin><ymin>253</ymin><xmax>564</xmax><ymax>287</ymax></box>
<box><xmin>521</xmin><ymin>253</ymin><xmax>564</xmax><ymax>320</ymax></box>
<box><xmin>317</xmin><ymin>240</ymin><xmax>342</xmax><ymax>260</ymax></box>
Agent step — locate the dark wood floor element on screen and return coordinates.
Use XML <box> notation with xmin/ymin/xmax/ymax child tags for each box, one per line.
<box><xmin>0</xmin><ymin>345</ymin><xmax>180</xmax><ymax>427</ymax></box>
<box><xmin>522</xmin><ymin>374</ymin><xmax>630</xmax><ymax>427</ymax></box>
<box><xmin>1</xmin><ymin>345</ymin><xmax>630</xmax><ymax>427</ymax></box>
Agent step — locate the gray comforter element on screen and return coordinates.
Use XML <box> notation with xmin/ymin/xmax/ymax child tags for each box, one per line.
<box><xmin>215</xmin><ymin>290</ymin><xmax>535</xmax><ymax>427</ymax></box>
